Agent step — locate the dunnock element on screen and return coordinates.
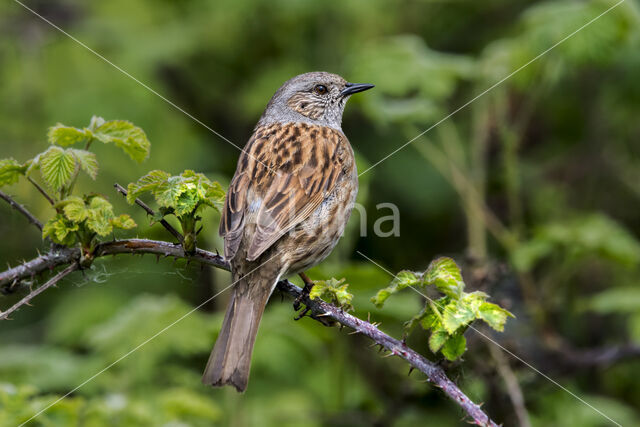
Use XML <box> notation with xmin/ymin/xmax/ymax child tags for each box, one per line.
<box><xmin>202</xmin><ymin>72</ymin><xmax>373</xmax><ymax>391</ymax></box>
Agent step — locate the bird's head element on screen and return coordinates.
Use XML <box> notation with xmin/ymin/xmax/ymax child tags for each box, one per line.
<box><xmin>259</xmin><ymin>71</ymin><xmax>374</xmax><ymax>130</ymax></box>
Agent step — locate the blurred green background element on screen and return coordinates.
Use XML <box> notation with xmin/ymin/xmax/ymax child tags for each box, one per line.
<box><xmin>1</xmin><ymin>0</ymin><xmax>640</xmax><ymax>425</ymax></box>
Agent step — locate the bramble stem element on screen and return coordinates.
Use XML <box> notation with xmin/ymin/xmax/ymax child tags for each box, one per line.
<box><xmin>27</xmin><ymin>177</ymin><xmax>55</xmax><ymax>206</ymax></box>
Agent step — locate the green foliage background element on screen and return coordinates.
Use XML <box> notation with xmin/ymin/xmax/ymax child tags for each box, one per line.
<box><xmin>1</xmin><ymin>0</ymin><xmax>640</xmax><ymax>425</ymax></box>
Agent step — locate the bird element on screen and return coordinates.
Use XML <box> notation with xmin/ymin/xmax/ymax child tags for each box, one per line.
<box><xmin>202</xmin><ymin>71</ymin><xmax>374</xmax><ymax>392</ymax></box>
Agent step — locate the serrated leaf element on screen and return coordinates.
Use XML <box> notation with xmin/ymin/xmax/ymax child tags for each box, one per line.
<box><xmin>42</xmin><ymin>214</ymin><xmax>78</xmax><ymax>246</ymax></box>
<box><xmin>442</xmin><ymin>300</ymin><xmax>475</xmax><ymax>333</ymax></box>
<box><xmin>85</xmin><ymin>196</ymin><xmax>115</xmax><ymax>236</ymax></box>
<box><xmin>69</xmin><ymin>149</ymin><xmax>98</xmax><ymax>180</ymax></box>
<box><xmin>441</xmin><ymin>333</ymin><xmax>466</xmax><ymax>361</ymax></box>
<box><xmin>94</xmin><ymin>120</ymin><xmax>150</xmax><ymax>163</ymax></box>
<box><xmin>428</xmin><ymin>329</ymin><xmax>449</xmax><ymax>353</ymax></box>
<box><xmin>126</xmin><ymin>169</ymin><xmax>171</xmax><ymax>204</ymax></box>
<box><xmin>47</xmin><ymin>124</ymin><xmax>91</xmax><ymax>147</ymax></box>
<box><xmin>88</xmin><ymin>115</ymin><xmax>106</xmax><ymax>131</ymax></box>
<box><xmin>420</xmin><ymin>311</ymin><xmax>440</xmax><ymax>330</ymax></box>
<box><xmin>110</xmin><ymin>214</ymin><xmax>136</xmax><ymax>230</ymax></box>
<box><xmin>478</xmin><ymin>302</ymin><xmax>514</xmax><ymax>332</ymax></box>
<box><xmin>371</xmin><ymin>270</ymin><xmax>420</xmax><ymax>308</ymax></box>
<box><xmin>462</xmin><ymin>291</ymin><xmax>489</xmax><ymax>315</ymax></box>
<box><xmin>60</xmin><ymin>196</ymin><xmax>88</xmax><ymax>222</ymax></box>
<box><xmin>203</xmin><ymin>180</ymin><xmax>226</xmax><ymax>212</ymax></box>
<box><xmin>155</xmin><ymin>177</ymin><xmax>184</xmax><ymax>208</ymax></box>
<box><xmin>175</xmin><ymin>187</ymin><xmax>199</xmax><ymax>216</ymax></box>
<box><xmin>25</xmin><ymin>155</ymin><xmax>40</xmax><ymax>176</ymax></box>
<box><xmin>424</xmin><ymin>257</ymin><xmax>465</xmax><ymax>298</ymax></box>
<box><xmin>0</xmin><ymin>158</ymin><xmax>27</xmax><ymax>186</ymax></box>
<box><xmin>309</xmin><ymin>278</ymin><xmax>353</xmax><ymax>311</ymax></box>
<box><xmin>39</xmin><ymin>146</ymin><xmax>77</xmax><ymax>191</ymax></box>
<box><xmin>87</xmin><ymin>195</ymin><xmax>113</xmax><ymax>212</ymax></box>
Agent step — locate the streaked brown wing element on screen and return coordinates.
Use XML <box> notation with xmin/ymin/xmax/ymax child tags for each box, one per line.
<box><xmin>219</xmin><ymin>123</ymin><xmax>349</xmax><ymax>261</ymax></box>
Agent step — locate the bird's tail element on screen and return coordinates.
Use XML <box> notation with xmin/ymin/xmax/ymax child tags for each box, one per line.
<box><xmin>202</xmin><ymin>270</ymin><xmax>275</xmax><ymax>392</ymax></box>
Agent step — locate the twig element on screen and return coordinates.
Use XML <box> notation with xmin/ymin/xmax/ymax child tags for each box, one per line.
<box><xmin>488</xmin><ymin>342</ymin><xmax>531</xmax><ymax>427</ymax></box>
<box><xmin>545</xmin><ymin>335</ymin><xmax>640</xmax><ymax>368</ymax></box>
<box><xmin>279</xmin><ymin>280</ymin><xmax>499</xmax><ymax>426</ymax></box>
<box><xmin>0</xmin><ymin>190</ymin><xmax>43</xmax><ymax>230</ymax></box>
<box><xmin>0</xmin><ymin>239</ymin><xmax>497</xmax><ymax>425</ymax></box>
<box><xmin>0</xmin><ymin>239</ymin><xmax>224</xmax><ymax>289</ymax></box>
<box><xmin>27</xmin><ymin>177</ymin><xmax>55</xmax><ymax>206</ymax></box>
<box><xmin>0</xmin><ymin>263</ymin><xmax>78</xmax><ymax>320</ymax></box>
<box><xmin>113</xmin><ymin>183</ymin><xmax>184</xmax><ymax>243</ymax></box>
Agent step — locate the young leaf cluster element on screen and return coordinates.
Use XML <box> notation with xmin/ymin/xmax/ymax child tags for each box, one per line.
<box><xmin>372</xmin><ymin>257</ymin><xmax>514</xmax><ymax>361</ymax></box>
<box><xmin>0</xmin><ymin>117</ymin><xmax>147</xmax><ymax>263</ymax></box>
<box><xmin>43</xmin><ymin>195</ymin><xmax>136</xmax><ymax>248</ymax></box>
<box><xmin>0</xmin><ymin>116</ymin><xmax>150</xmax><ymax>198</ymax></box>
<box><xmin>309</xmin><ymin>278</ymin><xmax>354</xmax><ymax>311</ymax></box>
<box><xmin>127</xmin><ymin>170</ymin><xmax>225</xmax><ymax>253</ymax></box>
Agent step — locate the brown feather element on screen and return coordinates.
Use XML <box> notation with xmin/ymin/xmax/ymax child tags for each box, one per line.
<box><xmin>220</xmin><ymin>122</ymin><xmax>351</xmax><ymax>262</ymax></box>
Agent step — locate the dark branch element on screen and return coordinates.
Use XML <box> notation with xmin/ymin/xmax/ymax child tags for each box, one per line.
<box><xmin>0</xmin><ymin>262</ymin><xmax>78</xmax><ymax>320</ymax></box>
<box><xmin>278</xmin><ymin>280</ymin><xmax>498</xmax><ymax>426</ymax></box>
<box><xmin>114</xmin><ymin>183</ymin><xmax>184</xmax><ymax>243</ymax></box>
<box><xmin>550</xmin><ymin>340</ymin><xmax>640</xmax><ymax>368</ymax></box>
<box><xmin>0</xmin><ymin>239</ymin><xmax>497</xmax><ymax>425</ymax></box>
<box><xmin>27</xmin><ymin>177</ymin><xmax>55</xmax><ymax>206</ymax></box>
<box><xmin>0</xmin><ymin>190</ymin><xmax>43</xmax><ymax>231</ymax></box>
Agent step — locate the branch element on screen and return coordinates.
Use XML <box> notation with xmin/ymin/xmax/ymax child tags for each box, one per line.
<box><xmin>0</xmin><ymin>239</ymin><xmax>497</xmax><ymax>426</ymax></box>
<box><xmin>0</xmin><ymin>263</ymin><xmax>78</xmax><ymax>320</ymax></box>
<box><xmin>27</xmin><ymin>177</ymin><xmax>55</xmax><ymax>206</ymax></box>
<box><xmin>0</xmin><ymin>190</ymin><xmax>43</xmax><ymax>230</ymax></box>
<box><xmin>548</xmin><ymin>339</ymin><xmax>640</xmax><ymax>368</ymax></box>
<box><xmin>488</xmin><ymin>342</ymin><xmax>531</xmax><ymax>427</ymax></box>
<box><xmin>278</xmin><ymin>280</ymin><xmax>498</xmax><ymax>426</ymax></box>
<box><xmin>113</xmin><ymin>183</ymin><xmax>184</xmax><ymax>244</ymax></box>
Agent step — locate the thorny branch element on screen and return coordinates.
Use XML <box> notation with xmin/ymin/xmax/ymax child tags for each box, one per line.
<box><xmin>0</xmin><ymin>238</ymin><xmax>497</xmax><ymax>426</ymax></box>
<box><xmin>0</xmin><ymin>190</ymin><xmax>43</xmax><ymax>230</ymax></box>
<box><xmin>3</xmin><ymin>185</ymin><xmax>638</xmax><ymax>426</ymax></box>
<box><xmin>0</xmin><ymin>263</ymin><xmax>78</xmax><ymax>320</ymax></box>
<box><xmin>114</xmin><ymin>183</ymin><xmax>184</xmax><ymax>243</ymax></box>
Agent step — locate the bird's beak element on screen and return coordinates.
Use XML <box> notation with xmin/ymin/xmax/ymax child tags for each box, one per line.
<box><xmin>341</xmin><ymin>82</ymin><xmax>375</xmax><ymax>97</ymax></box>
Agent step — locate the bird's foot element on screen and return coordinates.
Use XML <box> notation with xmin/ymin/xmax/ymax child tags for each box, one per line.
<box><xmin>293</xmin><ymin>272</ymin><xmax>315</xmax><ymax>311</ymax></box>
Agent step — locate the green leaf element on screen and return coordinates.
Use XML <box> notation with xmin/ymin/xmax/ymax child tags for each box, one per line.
<box><xmin>47</xmin><ymin>124</ymin><xmax>91</xmax><ymax>147</ymax></box>
<box><xmin>428</xmin><ymin>329</ymin><xmax>449</xmax><ymax>353</ymax></box>
<box><xmin>442</xmin><ymin>300</ymin><xmax>476</xmax><ymax>334</ymax></box>
<box><xmin>174</xmin><ymin>187</ymin><xmax>199</xmax><ymax>216</ymax></box>
<box><xmin>85</xmin><ymin>196</ymin><xmax>115</xmax><ymax>236</ymax></box>
<box><xmin>69</xmin><ymin>149</ymin><xmax>98</xmax><ymax>180</ymax></box>
<box><xmin>203</xmin><ymin>180</ymin><xmax>226</xmax><ymax>212</ymax></box>
<box><xmin>424</xmin><ymin>257</ymin><xmax>465</xmax><ymax>298</ymax></box>
<box><xmin>110</xmin><ymin>214</ymin><xmax>137</xmax><ymax>230</ymax></box>
<box><xmin>0</xmin><ymin>158</ymin><xmax>27</xmax><ymax>186</ymax></box>
<box><xmin>441</xmin><ymin>333</ymin><xmax>466</xmax><ymax>361</ymax></box>
<box><xmin>60</xmin><ymin>196</ymin><xmax>88</xmax><ymax>222</ymax></box>
<box><xmin>39</xmin><ymin>146</ymin><xmax>77</xmax><ymax>191</ymax></box>
<box><xmin>371</xmin><ymin>270</ymin><xmax>420</xmax><ymax>308</ymax></box>
<box><xmin>155</xmin><ymin>177</ymin><xmax>184</xmax><ymax>208</ymax></box>
<box><xmin>126</xmin><ymin>169</ymin><xmax>171</xmax><ymax>203</ymax></box>
<box><xmin>42</xmin><ymin>214</ymin><xmax>78</xmax><ymax>246</ymax></box>
<box><xmin>309</xmin><ymin>278</ymin><xmax>353</xmax><ymax>311</ymax></box>
<box><xmin>94</xmin><ymin>120</ymin><xmax>150</xmax><ymax>163</ymax></box>
<box><xmin>582</xmin><ymin>287</ymin><xmax>640</xmax><ymax>314</ymax></box>
<box><xmin>512</xmin><ymin>214</ymin><xmax>640</xmax><ymax>271</ymax></box>
<box><xmin>477</xmin><ymin>302</ymin><xmax>514</xmax><ymax>332</ymax></box>
<box><xmin>88</xmin><ymin>115</ymin><xmax>106</xmax><ymax>131</ymax></box>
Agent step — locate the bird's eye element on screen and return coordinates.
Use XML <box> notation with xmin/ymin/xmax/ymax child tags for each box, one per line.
<box><xmin>314</xmin><ymin>84</ymin><xmax>328</xmax><ymax>95</ymax></box>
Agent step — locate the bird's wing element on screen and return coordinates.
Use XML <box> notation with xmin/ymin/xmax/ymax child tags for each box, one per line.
<box><xmin>219</xmin><ymin>122</ymin><xmax>350</xmax><ymax>261</ymax></box>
